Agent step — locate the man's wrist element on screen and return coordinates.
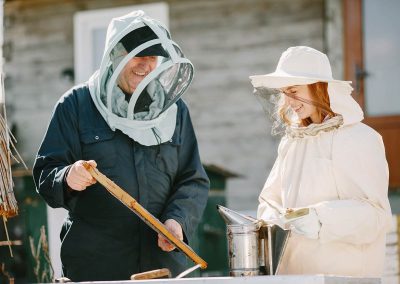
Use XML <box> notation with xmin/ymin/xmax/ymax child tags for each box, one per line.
<box><xmin>63</xmin><ymin>165</ymin><xmax>77</xmax><ymax>196</ymax></box>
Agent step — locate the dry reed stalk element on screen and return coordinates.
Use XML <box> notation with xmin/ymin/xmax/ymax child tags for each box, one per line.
<box><xmin>0</xmin><ymin>263</ymin><xmax>15</xmax><ymax>284</ymax></box>
<box><xmin>0</xmin><ymin>111</ymin><xmax>17</xmax><ymax>218</ymax></box>
<box><xmin>29</xmin><ymin>226</ymin><xmax>54</xmax><ymax>283</ymax></box>
<box><xmin>0</xmin><ymin>240</ymin><xmax>22</xmax><ymax>246</ymax></box>
<box><xmin>0</xmin><ymin>88</ymin><xmax>16</xmax><ymax>258</ymax></box>
<box><xmin>0</xmin><ymin>70</ymin><xmax>27</xmax><ymax>219</ymax></box>
<box><xmin>0</xmin><ymin>73</ymin><xmax>27</xmax><ymax>257</ymax></box>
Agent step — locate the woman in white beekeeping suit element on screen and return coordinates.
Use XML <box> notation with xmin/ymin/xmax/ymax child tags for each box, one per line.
<box><xmin>250</xmin><ymin>46</ymin><xmax>392</xmax><ymax>277</ymax></box>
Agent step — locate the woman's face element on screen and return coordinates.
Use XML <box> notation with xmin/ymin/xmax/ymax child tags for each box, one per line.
<box><xmin>281</xmin><ymin>85</ymin><xmax>320</xmax><ymax>123</ymax></box>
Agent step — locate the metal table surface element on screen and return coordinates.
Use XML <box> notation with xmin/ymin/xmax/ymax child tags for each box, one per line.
<box><xmin>57</xmin><ymin>275</ymin><xmax>380</xmax><ymax>284</ymax></box>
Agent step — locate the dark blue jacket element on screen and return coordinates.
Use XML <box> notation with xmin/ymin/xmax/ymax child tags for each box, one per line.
<box><xmin>33</xmin><ymin>85</ymin><xmax>209</xmax><ymax>281</ymax></box>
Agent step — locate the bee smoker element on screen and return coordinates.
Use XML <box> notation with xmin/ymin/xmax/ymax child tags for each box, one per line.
<box><xmin>217</xmin><ymin>205</ymin><xmax>289</xmax><ymax>276</ymax></box>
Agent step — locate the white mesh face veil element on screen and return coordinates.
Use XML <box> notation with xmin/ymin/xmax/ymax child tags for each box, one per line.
<box><xmin>252</xmin><ymin>86</ymin><xmax>344</xmax><ymax>136</ymax></box>
<box><xmin>88</xmin><ymin>10</ymin><xmax>194</xmax><ymax>146</ymax></box>
<box><xmin>250</xmin><ymin>46</ymin><xmax>364</xmax><ymax>126</ymax></box>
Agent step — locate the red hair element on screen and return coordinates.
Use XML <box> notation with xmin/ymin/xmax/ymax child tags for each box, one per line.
<box><xmin>279</xmin><ymin>82</ymin><xmax>335</xmax><ymax>127</ymax></box>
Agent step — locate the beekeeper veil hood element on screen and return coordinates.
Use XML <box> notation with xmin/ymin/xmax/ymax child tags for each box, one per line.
<box><xmin>88</xmin><ymin>10</ymin><xmax>194</xmax><ymax>146</ymax></box>
<box><xmin>249</xmin><ymin>46</ymin><xmax>364</xmax><ymax>128</ymax></box>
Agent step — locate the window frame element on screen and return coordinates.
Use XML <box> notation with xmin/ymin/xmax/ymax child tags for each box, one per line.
<box><xmin>73</xmin><ymin>2</ymin><xmax>169</xmax><ymax>84</ymax></box>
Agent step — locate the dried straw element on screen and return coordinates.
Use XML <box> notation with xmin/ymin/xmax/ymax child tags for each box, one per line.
<box><xmin>0</xmin><ymin>263</ymin><xmax>15</xmax><ymax>284</ymax></box>
<box><xmin>30</xmin><ymin>226</ymin><xmax>54</xmax><ymax>283</ymax></box>
<box><xmin>0</xmin><ymin>73</ymin><xmax>27</xmax><ymax>257</ymax></box>
<box><xmin>0</xmin><ymin>73</ymin><xmax>24</xmax><ymax>218</ymax></box>
<box><xmin>0</xmin><ymin>111</ymin><xmax>18</xmax><ymax>218</ymax></box>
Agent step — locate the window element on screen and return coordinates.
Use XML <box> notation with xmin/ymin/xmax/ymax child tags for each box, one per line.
<box><xmin>74</xmin><ymin>3</ymin><xmax>169</xmax><ymax>84</ymax></box>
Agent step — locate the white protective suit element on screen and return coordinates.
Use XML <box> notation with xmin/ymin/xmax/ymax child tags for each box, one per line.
<box><xmin>253</xmin><ymin>47</ymin><xmax>392</xmax><ymax>277</ymax></box>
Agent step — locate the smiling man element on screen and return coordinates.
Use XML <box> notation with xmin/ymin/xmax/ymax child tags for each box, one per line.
<box><xmin>33</xmin><ymin>10</ymin><xmax>209</xmax><ymax>282</ymax></box>
<box><xmin>118</xmin><ymin>56</ymin><xmax>158</xmax><ymax>93</ymax></box>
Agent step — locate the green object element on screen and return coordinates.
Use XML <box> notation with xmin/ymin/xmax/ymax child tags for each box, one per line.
<box><xmin>389</xmin><ymin>190</ymin><xmax>400</xmax><ymax>214</ymax></box>
<box><xmin>0</xmin><ymin>170</ymin><xmax>48</xmax><ymax>283</ymax></box>
<box><xmin>191</xmin><ymin>164</ymin><xmax>240</xmax><ymax>277</ymax></box>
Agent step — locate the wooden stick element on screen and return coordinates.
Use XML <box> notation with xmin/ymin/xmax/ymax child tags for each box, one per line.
<box><xmin>2</xmin><ymin>216</ymin><xmax>13</xmax><ymax>257</ymax></box>
<box><xmin>0</xmin><ymin>240</ymin><xmax>22</xmax><ymax>246</ymax></box>
<box><xmin>130</xmin><ymin>268</ymin><xmax>171</xmax><ymax>280</ymax></box>
<box><xmin>82</xmin><ymin>162</ymin><xmax>207</xmax><ymax>269</ymax></box>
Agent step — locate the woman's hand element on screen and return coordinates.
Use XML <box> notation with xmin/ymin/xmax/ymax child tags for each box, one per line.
<box><xmin>282</xmin><ymin>207</ymin><xmax>321</xmax><ymax>239</ymax></box>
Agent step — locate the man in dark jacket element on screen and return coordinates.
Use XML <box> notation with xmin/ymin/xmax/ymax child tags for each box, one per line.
<box><xmin>33</xmin><ymin>10</ymin><xmax>209</xmax><ymax>282</ymax></box>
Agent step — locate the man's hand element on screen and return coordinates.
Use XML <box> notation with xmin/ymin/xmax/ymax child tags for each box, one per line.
<box><xmin>158</xmin><ymin>219</ymin><xmax>183</xmax><ymax>252</ymax></box>
<box><xmin>66</xmin><ymin>160</ymin><xmax>97</xmax><ymax>191</ymax></box>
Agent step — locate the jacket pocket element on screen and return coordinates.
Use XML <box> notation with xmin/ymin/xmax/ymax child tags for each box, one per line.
<box><xmin>79</xmin><ymin>128</ymin><xmax>117</xmax><ymax>170</ymax></box>
<box><xmin>142</xmin><ymin>134</ymin><xmax>180</xmax><ymax>215</ymax></box>
<box><xmin>156</xmin><ymin>133</ymin><xmax>180</xmax><ymax>177</ymax></box>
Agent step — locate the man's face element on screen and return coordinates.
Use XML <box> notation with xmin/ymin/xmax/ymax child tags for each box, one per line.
<box><xmin>117</xmin><ymin>56</ymin><xmax>158</xmax><ymax>95</ymax></box>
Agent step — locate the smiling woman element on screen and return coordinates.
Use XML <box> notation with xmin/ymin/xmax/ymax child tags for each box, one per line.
<box><xmin>279</xmin><ymin>83</ymin><xmax>335</xmax><ymax>126</ymax></box>
<box><xmin>249</xmin><ymin>46</ymin><xmax>392</xmax><ymax>277</ymax></box>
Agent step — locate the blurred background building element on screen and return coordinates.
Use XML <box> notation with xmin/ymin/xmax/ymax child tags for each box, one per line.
<box><xmin>0</xmin><ymin>0</ymin><xmax>399</xmax><ymax>282</ymax></box>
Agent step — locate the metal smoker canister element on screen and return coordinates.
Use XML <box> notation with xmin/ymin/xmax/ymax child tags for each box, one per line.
<box><xmin>227</xmin><ymin>222</ymin><xmax>261</xmax><ymax>276</ymax></box>
<box><xmin>218</xmin><ymin>205</ymin><xmax>291</xmax><ymax>276</ymax></box>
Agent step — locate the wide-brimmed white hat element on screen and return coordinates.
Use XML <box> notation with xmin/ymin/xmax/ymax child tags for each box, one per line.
<box><xmin>249</xmin><ymin>46</ymin><xmax>363</xmax><ymax>125</ymax></box>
